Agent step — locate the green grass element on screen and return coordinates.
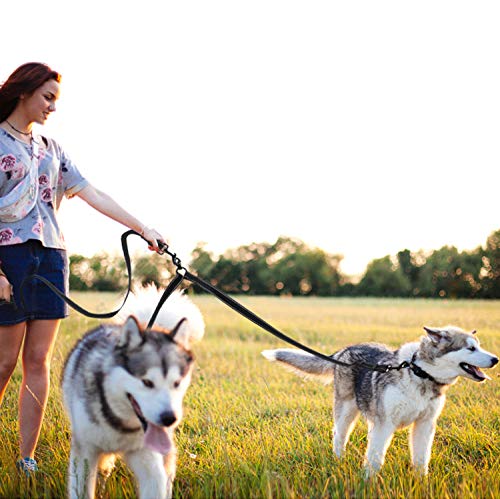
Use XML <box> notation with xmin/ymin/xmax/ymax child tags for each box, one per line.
<box><xmin>1</xmin><ymin>295</ymin><xmax>499</xmax><ymax>498</ymax></box>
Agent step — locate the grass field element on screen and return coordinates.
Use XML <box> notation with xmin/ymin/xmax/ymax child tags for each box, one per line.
<box><xmin>1</xmin><ymin>295</ymin><xmax>499</xmax><ymax>498</ymax></box>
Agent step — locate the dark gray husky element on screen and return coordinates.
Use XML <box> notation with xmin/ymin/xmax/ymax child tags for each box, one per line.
<box><xmin>262</xmin><ymin>325</ymin><xmax>498</xmax><ymax>475</ymax></box>
<box><xmin>63</xmin><ymin>287</ymin><xmax>204</xmax><ymax>499</ymax></box>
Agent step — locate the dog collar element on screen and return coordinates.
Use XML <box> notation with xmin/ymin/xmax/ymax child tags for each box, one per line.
<box><xmin>409</xmin><ymin>354</ymin><xmax>445</xmax><ymax>386</ymax></box>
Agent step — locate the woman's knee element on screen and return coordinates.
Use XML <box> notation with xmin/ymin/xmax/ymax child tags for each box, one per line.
<box><xmin>22</xmin><ymin>320</ymin><xmax>60</xmax><ymax>375</ymax></box>
<box><xmin>0</xmin><ymin>357</ymin><xmax>18</xmax><ymax>381</ymax></box>
<box><xmin>22</xmin><ymin>350</ymin><xmax>52</xmax><ymax>375</ymax></box>
<box><xmin>0</xmin><ymin>323</ymin><xmax>25</xmax><ymax>381</ymax></box>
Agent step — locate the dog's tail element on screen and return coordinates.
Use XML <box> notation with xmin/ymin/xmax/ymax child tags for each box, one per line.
<box><xmin>261</xmin><ymin>349</ymin><xmax>334</xmax><ymax>384</ymax></box>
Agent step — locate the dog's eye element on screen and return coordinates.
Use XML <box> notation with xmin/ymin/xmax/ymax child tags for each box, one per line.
<box><xmin>173</xmin><ymin>380</ymin><xmax>181</xmax><ymax>389</ymax></box>
<box><xmin>468</xmin><ymin>346</ymin><xmax>476</xmax><ymax>352</ymax></box>
<box><xmin>142</xmin><ymin>379</ymin><xmax>154</xmax><ymax>388</ymax></box>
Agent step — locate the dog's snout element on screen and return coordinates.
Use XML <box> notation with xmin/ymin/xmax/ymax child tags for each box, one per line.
<box><xmin>491</xmin><ymin>357</ymin><xmax>499</xmax><ymax>367</ymax></box>
<box><xmin>160</xmin><ymin>410</ymin><xmax>177</xmax><ymax>427</ymax></box>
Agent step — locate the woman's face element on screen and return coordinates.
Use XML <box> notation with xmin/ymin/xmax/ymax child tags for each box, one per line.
<box><xmin>20</xmin><ymin>79</ymin><xmax>61</xmax><ymax>125</ymax></box>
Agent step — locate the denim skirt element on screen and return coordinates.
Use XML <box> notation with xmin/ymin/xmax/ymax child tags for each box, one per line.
<box><xmin>0</xmin><ymin>239</ymin><xmax>68</xmax><ymax>325</ymax></box>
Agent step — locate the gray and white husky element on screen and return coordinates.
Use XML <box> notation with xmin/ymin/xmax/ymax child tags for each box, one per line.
<box><xmin>62</xmin><ymin>286</ymin><xmax>205</xmax><ymax>499</ymax></box>
<box><xmin>262</xmin><ymin>326</ymin><xmax>498</xmax><ymax>475</ymax></box>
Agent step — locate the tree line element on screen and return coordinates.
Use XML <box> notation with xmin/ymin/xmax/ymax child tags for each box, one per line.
<box><xmin>70</xmin><ymin>228</ymin><xmax>500</xmax><ymax>299</ymax></box>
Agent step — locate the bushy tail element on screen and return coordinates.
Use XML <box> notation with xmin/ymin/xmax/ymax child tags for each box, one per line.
<box><xmin>261</xmin><ymin>349</ymin><xmax>334</xmax><ymax>384</ymax></box>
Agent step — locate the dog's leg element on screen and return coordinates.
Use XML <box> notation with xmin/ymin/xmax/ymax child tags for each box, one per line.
<box><xmin>96</xmin><ymin>453</ymin><xmax>116</xmax><ymax>496</ymax></box>
<box><xmin>332</xmin><ymin>398</ymin><xmax>360</xmax><ymax>457</ymax></box>
<box><xmin>68</xmin><ymin>441</ymin><xmax>100</xmax><ymax>499</ymax></box>
<box><xmin>163</xmin><ymin>446</ymin><xmax>177</xmax><ymax>499</ymax></box>
<box><xmin>364</xmin><ymin>421</ymin><xmax>395</xmax><ymax>476</ymax></box>
<box><xmin>410</xmin><ymin>418</ymin><xmax>436</xmax><ymax>475</ymax></box>
<box><xmin>125</xmin><ymin>449</ymin><xmax>169</xmax><ymax>499</ymax></box>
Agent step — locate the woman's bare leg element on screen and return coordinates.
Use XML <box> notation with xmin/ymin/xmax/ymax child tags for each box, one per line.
<box><xmin>0</xmin><ymin>322</ymin><xmax>26</xmax><ymax>404</ymax></box>
<box><xmin>19</xmin><ymin>319</ymin><xmax>60</xmax><ymax>458</ymax></box>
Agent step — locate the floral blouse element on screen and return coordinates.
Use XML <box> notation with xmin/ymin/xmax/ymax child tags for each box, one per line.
<box><xmin>0</xmin><ymin>128</ymin><xmax>88</xmax><ymax>249</ymax></box>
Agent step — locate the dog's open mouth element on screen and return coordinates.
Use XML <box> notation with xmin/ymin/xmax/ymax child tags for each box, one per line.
<box><xmin>126</xmin><ymin>393</ymin><xmax>172</xmax><ymax>454</ymax></box>
<box><xmin>459</xmin><ymin>362</ymin><xmax>489</xmax><ymax>382</ymax></box>
<box><xmin>127</xmin><ymin>393</ymin><xmax>148</xmax><ymax>430</ymax></box>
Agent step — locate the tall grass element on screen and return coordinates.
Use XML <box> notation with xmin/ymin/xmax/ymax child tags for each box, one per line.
<box><xmin>0</xmin><ymin>295</ymin><xmax>498</xmax><ymax>498</ymax></box>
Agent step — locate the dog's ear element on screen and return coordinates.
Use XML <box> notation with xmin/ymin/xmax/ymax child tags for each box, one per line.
<box><xmin>168</xmin><ymin>318</ymin><xmax>190</xmax><ymax>348</ymax></box>
<box><xmin>117</xmin><ymin>315</ymin><xmax>144</xmax><ymax>349</ymax></box>
<box><xmin>424</xmin><ymin>326</ymin><xmax>450</xmax><ymax>345</ymax></box>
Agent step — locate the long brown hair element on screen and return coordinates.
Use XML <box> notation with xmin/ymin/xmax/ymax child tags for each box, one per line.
<box><xmin>0</xmin><ymin>62</ymin><xmax>61</xmax><ymax>122</ymax></box>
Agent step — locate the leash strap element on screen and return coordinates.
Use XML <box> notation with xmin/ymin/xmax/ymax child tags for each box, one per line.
<box><xmin>181</xmin><ymin>269</ymin><xmax>355</xmax><ymax>367</ymax></box>
<box><xmin>20</xmin><ymin>230</ymin><xmax>137</xmax><ymax>319</ymax></box>
<box><xmin>181</xmin><ymin>268</ymin><xmax>405</xmax><ymax>372</ymax></box>
<box><xmin>146</xmin><ymin>271</ymin><xmax>185</xmax><ymax>329</ymax></box>
<box><xmin>145</xmin><ymin>237</ymin><xmax>409</xmax><ymax>373</ymax></box>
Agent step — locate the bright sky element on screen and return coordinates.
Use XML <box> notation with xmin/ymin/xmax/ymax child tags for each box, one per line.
<box><xmin>3</xmin><ymin>1</ymin><xmax>499</xmax><ymax>275</ymax></box>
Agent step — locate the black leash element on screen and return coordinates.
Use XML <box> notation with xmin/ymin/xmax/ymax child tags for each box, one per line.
<box><xmin>147</xmin><ymin>235</ymin><xmax>410</xmax><ymax>374</ymax></box>
<box><xmin>22</xmin><ymin>230</ymin><xmax>410</xmax><ymax>374</ymax></box>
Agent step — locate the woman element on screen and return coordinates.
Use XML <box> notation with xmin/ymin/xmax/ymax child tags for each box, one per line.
<box><xmin>0</xmin><ymin>62</ymin><xmax>166</xmax><ymax>474</ymax></box>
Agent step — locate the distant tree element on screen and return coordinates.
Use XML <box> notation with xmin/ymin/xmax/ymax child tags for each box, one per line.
<box><xmin>222</xmin><ymin>241</ymin><xmax>274</xmax><ymax>294</ymax></box>
<box><xmin>207</xmin><ymin>256</ymin><xmax>244</xmax><ymax>293</ymax></box>
<box><xmin>69</xmin><ymin>254</ymin><xmax>90</xmax><ymax>291</ymax></box>
<box><xmin>88</xmin><ymin>253</ymin><xmax>128</xmax><ymax>291</ymax></box>
<box><xmin>189</xmin><ymin>236</ymin><xmax>343</xmax><ymax>296</ymax></box>
<box><xmin>454</xmin><ymin>248</ymin><xmax>483</xmax><ymax>298</ymax></box>
<box><xmin>414</xmin><ymin>246</ymin><xmax>483</xmax><ymax>298</ymax></box>
<box><xmin>69</xmin><ymin>228</ymin><xmax>499</xmax><ymax>298</ymax></box>
<box><xmin>190</xmin><ymin>243</ymin><xmax>216</xmax><ymax>277</ymax></box>
<box><xmin>415</xmin><ymin>247</ymin><xmax>450</xmax><ymax>298</ymax></box>
<box><xmin>396</xmin><ymin>249</ymin><xmax>420</xmax><ymax>294</ymax></box>
<box><xmin>134</xmin><ymin>252</ymin><xmax>174</xmax><ymax>287</ymax></box>
<box><xmin>272</xmin><ymin>248</ymin><xmax>342</xmax><ymax>296</ymax></box>
<box><xmin>357</xmin><ymin>256</ymin><xmax>411</xmax><ymax>297</ymax></box>
<box><xmin>480</xmin><ymin>229</ymin><xmax>500</xmax><ymax>298</ymax></box>
<box><xmin>266</xmin><ymin>237</ymin><xmax>343</xmax><ymax>296</ymax></box>
<box><xmin>338</xmin><ymin>281</ymin><xmax>357</xmax><ymax>296</ymax></box>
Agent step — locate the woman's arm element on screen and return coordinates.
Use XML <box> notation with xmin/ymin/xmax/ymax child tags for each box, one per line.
<box><xmin>76</xmin><ymin>184</ymin><xmax>166</xmax><ymax>252</ymax></box>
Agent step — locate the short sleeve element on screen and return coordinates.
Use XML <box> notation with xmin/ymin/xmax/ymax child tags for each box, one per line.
<box><xmin>60</xmin><ymin>149</ymin><xmax>89</xmax><ymax>198</ymax></box>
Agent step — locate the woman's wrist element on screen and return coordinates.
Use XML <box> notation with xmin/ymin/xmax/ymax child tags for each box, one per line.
<box><xmin>138</xmin><ymin>226</ymin><xmax>167</xmax><ymax>253</ymax></box>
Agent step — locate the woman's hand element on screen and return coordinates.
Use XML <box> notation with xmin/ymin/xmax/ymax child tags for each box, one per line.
<box><xmin>141</xmin><ymin>226</ymin><xmax>167</xmax><ymax>254</ymax></box>
<box><xmin>0</xmin><ymin>275</ymin><xmax>12</xmax><ymax>302</ymax></box>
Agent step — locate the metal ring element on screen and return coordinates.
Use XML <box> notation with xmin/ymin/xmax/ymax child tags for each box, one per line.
<box><xmin>176</xmin><ymin>267</ymin><xmax>187</xmax><ymax>277</ymax></box>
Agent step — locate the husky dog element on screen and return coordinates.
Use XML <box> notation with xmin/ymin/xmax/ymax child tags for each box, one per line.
<box><xmin>62</xmin><ymin>287</ymin><xmax>204</xmax><ymax>499</ymax></box>
<box><xmin>262</xmin><ymin>326</ymin><xmax>498</xmax><ymax>475</ymax></box>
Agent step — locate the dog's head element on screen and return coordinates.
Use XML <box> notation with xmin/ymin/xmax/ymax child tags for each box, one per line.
<box><xmin>113</xmin><ymin>316</ymin><xmax>196</xmax><ymax>454</ymax></box>
<box><xmin>420</xmin><ymin>325</ymin><xmax>498</xmax><ymax>382</ymax></box>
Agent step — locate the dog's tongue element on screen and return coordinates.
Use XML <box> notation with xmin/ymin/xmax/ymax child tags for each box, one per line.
<box><xmin>144</xmin><ymin>423</ymin><xmax>172</xmax><ymax>454</ymax></box>
<box><xmin>471</xmin><ymin>366</ymin><xmax>489</xmax><ymax>381</ymax></box>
